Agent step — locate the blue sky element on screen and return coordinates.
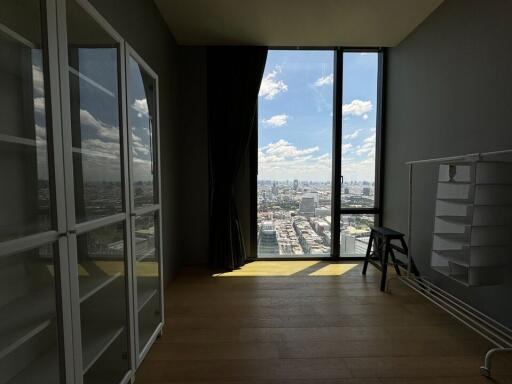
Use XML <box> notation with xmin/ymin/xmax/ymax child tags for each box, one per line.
<box><xmin>258</xmin><ymin>50</ymin><xmax>378</xmax><ymax>182</ymax></box>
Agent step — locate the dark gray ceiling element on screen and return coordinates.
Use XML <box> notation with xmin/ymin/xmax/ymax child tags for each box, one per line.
<box><xmin>155</xmin><ymin>0</ymin><xmax>444</xmax><ymax>47</ymax></box>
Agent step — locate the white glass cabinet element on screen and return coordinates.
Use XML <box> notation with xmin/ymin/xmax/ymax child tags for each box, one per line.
<box><xmin>0</xmin><ymin>0</ymin><xmax>164</xmax><ymax>383</ymax></box>
<box><xmin>125</xmin><ymin>46</ymin><xmax>163</xmax><ymax>364</ymax></box>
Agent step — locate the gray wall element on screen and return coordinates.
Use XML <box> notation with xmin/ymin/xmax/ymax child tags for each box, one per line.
<box><xmin>89</xmin><ymin>0</ymin><xmax>182</xmax><ymax>283</ymax></box>
<box><xmin>384</xmin><ymin>0</ymin><xmax>512</xmax><ymax>326</ymax></box>
<box><xmin>176</xmin><ymin>47</ymin><xmax>210</xmax><ymax>265</ymax></box>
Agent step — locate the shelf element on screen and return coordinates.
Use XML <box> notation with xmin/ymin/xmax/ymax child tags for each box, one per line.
<box><xmin>0</xmin><ymin>133</ymin><xmax>40</xmax><ymax>148</ymax></box>
<box><xmin>80</xmin><ymin>272</ymin><xmax>122</xmax><ymax>303</ymax></box>
<box><xmin>138</xmin><ymin>320</ymin><xmax>159</xmax><ymax>355</ymax></box>
<box><xmin>72</xmin><ymin>145</ymin><xmax>121</xmax><ymax>160</ymax></box>
<box><xmin>137</xmin><ymin>248</ymin><xmax>155</xmax><ymax>262</ymax></box>
<box><xmin>437</xmin><ymin>198</ymin><xmax>473</xmax><ymax>203</ymax></box>
<box><xmin>438</xmin><ymin>181</ymin><xmax>472</xmax><ymax>185</ymax></box>
<box><xmin>435</xmin><ymin>216</ymin><xmax>472</xmax><ymax>224</ymax></box>
<box><xmin>433</xmin><ymin>232</ymin><xmax>469</xmax><ymax>240</ymax></box>
<box><xmin>432</xmin><ymin>266</ymin><xmax>469</xmax><ymax>286</ymax></box>
<box><xmin>82</xmin><ymin>324</ymin><xmax>125</xmax><ymax>374</ymax></box>
<box><xmin>8</xmin><ymin>348</ymin><xmax>60</xmax><ymax>384</ymax></box>
<box><xmin>69</xmin><ymin>67</ymin><xmax>116</xmax><ymax>99</ymax></box>
<box><xmin>0</xmin><ymin>286</ymin><xmax>56</xmax><ymax>360</ymax></box>
<box><xmin>137</xmin><ymin>286</ymin><xmax>158</xmax><ymax>312</ymax></box>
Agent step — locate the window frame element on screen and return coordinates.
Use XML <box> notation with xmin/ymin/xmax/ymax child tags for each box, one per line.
<box><xmin>253</xmin><ymin>47</ymin><xmax>385</xmax><ymax>260</ymax></box>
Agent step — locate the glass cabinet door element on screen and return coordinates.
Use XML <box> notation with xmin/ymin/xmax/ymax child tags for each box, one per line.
<box><xmin>133</xmin><ymin>212</ymin><xmax>161</xmax><ymax>355</ymax></box>
<box><xmin>0</xmin><ymin>243</ymin><xmax>63</xmax><ymax>384</ymax></box>
<box><xmin>126</xmin><ymin>49</ymin><xmax>163</xmax><ymax>359</ymax></box>
<box><xmin>75</xmin><ymin>224</ymin><xmax>129</xmax><ymax>384</ymax></box>
<box><xmin>0</xmin><ymin>0</ymin><xmax>54</xmax><ymax>242</ymax></box>
<box><xmin>61</xmin><ymin>0</ymin><xmax>132</xmax><ymax>382</ymax></box>
<box><xmin>0</xmin><ymin>1</ymin><xmax>67</xmax><ymax>383</ymax></box>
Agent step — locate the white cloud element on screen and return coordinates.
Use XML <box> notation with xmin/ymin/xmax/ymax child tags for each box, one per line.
<box><xmin>262</xmin><ymin>114</ymin><xmax>289</xmax><ymax>127</ymax></box>
<box><xmin>133</xmin><ymin>98</ymin><xmax>149</xmax><ymax>118</ymax></box>
<box><xmin>263</xmin><ymin>139</ymin><xmax>319</xmax><ymax>158</ymax></box>
<box><xmin>258</xmin><ymin>139</ymin><xmax>331</xmax><ymax>181</ymax></box>
<box><xmin>314</xmin><ymin>73</ymin><xmax>333</xmax><ymax>87</ymax></box>
<box><xmin>34</xmin><ymin>97</ymin><xmax>45</xmax><ymax>114</ymax></box>
<box><xmin>259</xmin><ymin>69</ymin><xmax>288</xmax><ymax>100</ymax></box>
<box><xmin>131</xmin><ymin>132</ymin><xmax>151</xmax><ymax>157</ymax></box>
<box><xmin>356</xmin><ymin>133</ymin><xmax>376</xmax><ymax>157</ymax></box>
<box><xmin>32</xmin><ymin>65</ymin><xmax>45</xmax><ymax>97</ymax></box>
<box><xmin>342</xmin><ymin>99</ymin><xmax>373</xmax><ymax>117</ymax></box>
<box><xmin>344</xmin><ymin>129</ymin><xmax>362</xmax><ymax>140</ymax></box>
<box><xmin>35</xmin><ymin>124</ymin><xmax>46</xmax><ymax>143</ymax></box>
<box><xmin>342</xmin><ymin>143</ymin><xmax>352</xmax><ymax>154</ymax></box>
<box><xmin>340</xmin><ymin>155</ymin><xmax>375</xmax><ymax>182</ymax></box>
<box><xmin>80</xmin><ymin>109</ymin><xmax>120</xmax><ymax>142</ymax></box>
<box><xmin>362</xmin><ymin>114</ymin><xmax>369</xmax><ymax>120</ymax></box>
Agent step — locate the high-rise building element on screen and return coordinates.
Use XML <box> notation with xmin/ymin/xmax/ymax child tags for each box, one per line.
<box><xmin>257</xmin><ymin>221</ymin><xmax>279</xmax><ymax>255</ymax></box>
<box><xmin>299</xmin><ymin>196</ymin><xmax>315</xmax><ymax>217</ymax></box>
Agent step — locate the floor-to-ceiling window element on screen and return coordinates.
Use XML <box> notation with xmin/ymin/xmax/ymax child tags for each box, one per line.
<box><xmin>339</xmin><ymin>51</ymin><xmax>381</xmax><ymax>257</ymax></box>
<box><xmin>257</xmin><ymin>50</ymin><xmax>334</xmax><ymax>258</ymax></box>
<box><xmin>256</xmin><ymin>49</ymin><xmax>382</xmax><ymax>258</ymax></box>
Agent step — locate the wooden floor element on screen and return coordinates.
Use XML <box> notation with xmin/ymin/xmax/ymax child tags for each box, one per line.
<box><xmin>136</xmin><ymin>261</ymin><xmax>512</xmax><ymax>383</ymax></box>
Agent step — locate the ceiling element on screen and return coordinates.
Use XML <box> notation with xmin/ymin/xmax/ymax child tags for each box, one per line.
<box><xmin>154</xmin><ymin>0</ymin><xmax>444</xmax><ymax>47</ymax></box>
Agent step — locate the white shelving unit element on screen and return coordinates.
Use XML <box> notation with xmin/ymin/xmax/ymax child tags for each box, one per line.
<box><xmin>431</xmin><ymin>161</ymin><xmax>512</xmax><ymax>286</ymax></box>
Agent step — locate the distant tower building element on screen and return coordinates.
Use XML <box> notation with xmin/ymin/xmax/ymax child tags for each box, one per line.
<box><xmin>363</xmin><ymin>187</ymin><xmax>371</xmax><ymax>196</ymax></box>
<box><xmin>293</xmin><ymin>179</ymin><xmax>299</xmax><ymax>191</ymax></box>
<box><xmin>258</xmin><ymin>221</ymin><xmax>279</xmax><ymax>255</ymax></box>
<box><xmin>271</xmin><ymin>181</ymin><xmax>278</xmax><ymax>195</ymax></box>
<box><xmin>344</xmin><ymin>187</ymin><xmax>350</xmax><ymax>195</ymax></box>
<box><xmin>299</xmin><ymin>197</ymin><xmax>316</xmax><ymax>217</ymax></box>
<box><xmin>304</xmin><ymin>192</ymin><xmax>319</xmax><ymax>205</ymax></box>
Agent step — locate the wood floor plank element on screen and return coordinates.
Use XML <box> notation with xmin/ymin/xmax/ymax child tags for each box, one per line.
<box><xmin>134</xmin><ymin>261</ymin><xmax>512</xmax><ymax>383</ymax></box>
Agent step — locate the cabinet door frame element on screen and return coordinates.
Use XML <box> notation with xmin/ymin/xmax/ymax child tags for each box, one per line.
<box><xmin>124</xmin><ymin>43</ymin><xmax>164</xmax><ymax>366</ymax></box>
<box><xmin>0</xmin><ymin>0</ymin><xmax>74</xmax><ymax>382</ymax></box>
<box><xmin>54</xmin><ymin>0</ymin><xmax>135</xmax><ymax>382</ymax></box>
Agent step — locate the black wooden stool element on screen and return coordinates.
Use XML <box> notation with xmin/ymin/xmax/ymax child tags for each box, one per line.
<box><xmin>362</xmin><ymin>226</ymin><xmax>409</xmax><ymax>291</ymax></box>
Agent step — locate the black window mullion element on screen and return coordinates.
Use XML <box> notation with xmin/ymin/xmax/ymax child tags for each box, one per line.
<box><xmin>331</xmin><ymin>48</ymin><xmax>343</xmax><ymax>259</ymax></box>
<box><xmin>375</xmin><ymin>49</ymin><xmax>386</xmax><ymax>225</ymax></box>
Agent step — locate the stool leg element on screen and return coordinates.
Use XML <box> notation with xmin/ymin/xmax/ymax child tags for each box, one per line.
<box><xmin>389</xmin><ymin>248</ymin><xmax>401</xmax><ymax>276</ymax></box>
<box><xmin>362</xmin><ymin>232</ymin><xmax>374</xmax><ymax>275</ymax></box>
<box><xmin>380</xmin><ymin>239</ymin><xmax>390</xmax><ymax>292</ymax></box>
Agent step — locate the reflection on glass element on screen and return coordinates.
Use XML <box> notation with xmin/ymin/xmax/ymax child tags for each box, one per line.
<box><xmin>257</xmin><ymin>50</ymin><xmax>334</xmax><ymax>257</ymax></box>
<box><xmin>341</xmin><ymin>52</ymin><xmax>378</xmax><ymax>209</ymax></box>
<box><xmin>128</xmin><ymin>57</ymin><xmax>157</xmax><ymax>208</ymax></box>
<box><xmin>0</xmin><ymin>244</ymin><xmax>61</xmax><ymax>383</ymax></box>
<box><xmin>340</xmin><ymin>214</ymin><xmax>374</xmax><ymax>257</ymax></box>
<box><xmin>0</xmin><ymin>1</ymin><xmax>53</xmax><ymax>242</ymax></box>
<box><xmin>76</xmin><ymin>222</ymin><xmax>129</xmax><ymax>383</ymax></box>
<box><xmin>134</xmin><ymin>213</ymin><xmax>160</xmax><ymax>352</ymax></box>
<box><xmin>67</xmin><ymin>0</ymin><xmax>123</xmax><ymax>223</ymax></box>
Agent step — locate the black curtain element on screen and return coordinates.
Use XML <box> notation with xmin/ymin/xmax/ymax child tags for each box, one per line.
<box><xmin>207</xmin><ymin>46</ymin><xmax>268</xmax><ymax>270</ymax></box>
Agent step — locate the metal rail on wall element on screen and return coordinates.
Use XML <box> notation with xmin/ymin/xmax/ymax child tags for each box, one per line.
<box><xmin>387</xmin><ymin>148</ymin><xmax>512</xmax><ymax>378</ymax></box>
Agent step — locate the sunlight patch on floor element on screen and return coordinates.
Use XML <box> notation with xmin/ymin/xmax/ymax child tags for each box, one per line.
<box><xmin>308</xmin><ymin>263</ymin><xmax>358</xmax><ymax>276</ymax></box>
<box><xmin>213</xmin><ymin>261</ymin><xmax>320</xmax><ymax>277</ymax></box>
